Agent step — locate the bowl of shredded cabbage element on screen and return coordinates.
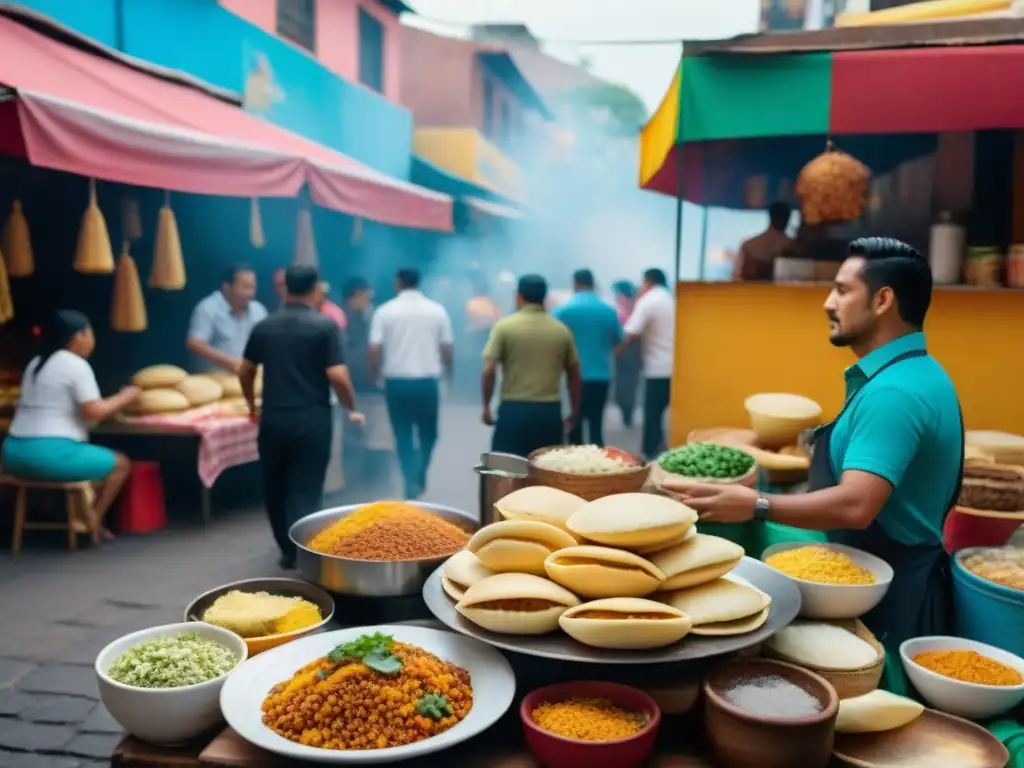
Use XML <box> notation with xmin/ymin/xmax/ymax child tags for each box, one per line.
<box><xmin>95</xmin><ymin>622</ymin><xmax>246</xmax><ymax>745</ymax></box>
<box><xmin>529</xmin><ymin>445</ymin><xmax>649</xmax><ymax>501</ymax></box>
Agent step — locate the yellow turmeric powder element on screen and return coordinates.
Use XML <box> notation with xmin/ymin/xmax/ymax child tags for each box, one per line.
<box><xmin>913</xmin><ymin>650</ymin><xmax>1023</xmax><ymax>687</ymax></box>
<box><xmin>531</xmin><ymin>698</ymin><xmax>648</xmax><ymax>742</ymax></box>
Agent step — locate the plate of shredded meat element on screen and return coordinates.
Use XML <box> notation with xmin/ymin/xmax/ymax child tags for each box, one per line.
<box><xmin>220</xmin><ymin>624</ymin><xmax>514</xmax><ymax>763</ymax></box>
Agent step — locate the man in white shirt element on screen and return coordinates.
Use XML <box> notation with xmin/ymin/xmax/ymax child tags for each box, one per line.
<box><xmin>369</xmin><ymin>268</ymin><xmax>454</xmax><ymax>498</ymax></box>
<box><xmin>618</xmin><ymin>268</ymin><xmax>675</xmax><ymax>460</ymax></box>
<box><xmin>186</xmin><ymin>264</ymin><xmax>268</xmax><ymax>373</ymax></box>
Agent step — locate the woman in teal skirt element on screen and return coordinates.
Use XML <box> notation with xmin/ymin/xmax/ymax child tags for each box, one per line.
<box><xmin>1</xmin><ymin>311</ymin><xmax>141</xmax><ymax>537</ymax></box>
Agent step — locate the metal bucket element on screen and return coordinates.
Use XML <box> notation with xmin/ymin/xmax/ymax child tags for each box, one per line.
<box><xmin>474</xmin><ymin>452</ymin><xmax>531</xmax><ymax>526</ymax></box>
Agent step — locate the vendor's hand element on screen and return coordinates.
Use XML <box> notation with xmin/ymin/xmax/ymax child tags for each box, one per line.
<box><xmin>348</xmin><ymin>411</ymin><xmax>366</xmax><ymax>426</ymax></box>
<box><xmin>226</xmin><ymin>358</ymin><xmax>244</xmax><ymax>375</ymax></box>
<box><xmin>482</xmin><ymin>407</ymin><xmax>495</xmax><ymax>426</ymax></box>
<box><xmin>119</xmin><ymin>385</ymin><xmax>142</xmax><ymax>402</ymax></box>
<box><xmin>661</xmin><ymin>478</ymin><xmax>758</xmax><ymax>524</ymax></box>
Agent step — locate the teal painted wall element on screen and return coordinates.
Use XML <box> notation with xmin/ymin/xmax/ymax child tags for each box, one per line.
<box><xmin>14</xmin><ymin>0</ymin><xmax>413</xmax><ymax>177</ymax></box>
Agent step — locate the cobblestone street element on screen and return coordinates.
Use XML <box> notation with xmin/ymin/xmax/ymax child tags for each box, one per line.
<box><xmin>0</xmin><ymin>404</ymin><xmax>639</xmax><ymax>766</ymax></box>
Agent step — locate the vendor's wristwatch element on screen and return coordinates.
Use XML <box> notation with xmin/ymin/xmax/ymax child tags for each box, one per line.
<box><xmin>753</xmin><ymin>495</ymin><xmax>772</xmax><ymax>521</ymax></box>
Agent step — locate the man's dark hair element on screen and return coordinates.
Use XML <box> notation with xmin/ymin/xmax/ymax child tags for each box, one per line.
<box><xmin>518</xmin><ymin>274</ymin><xmax>547</xmax><ymax>306</ymax></box>
<box><xmin>222</xmin><ymin>263</ymin><xmax>254</xmax><ymax>285</ymax></box>
<box><xmin>768</xmin><ymin>201</ymin><xmax>792</xmax><ymax>231</ymax></box>
<box><xmin>342</xmin><ymin>277</ymin><xmax>370</xmax><ymax>300</ymax></box>
<box><xmin>396</xmin><ymin>268</ymin><xmax>420</xmax><ymax>290</ymax></box>
<box><xmin>285</xmin><ymin>264</ymin><xmax>320</xmax><ymax>297</ymax></box>
<box><xmin>643</xmin><ymin>268</ymin><xmax>667</xmax><ymax>287</ymax></box>
<box><xmin>573</xmin><ymin>269</ymin><xmax>595</xmax><ymax>289</ymax></box>
<box><xmin>848</xmin><ymin>237</ymin><xmax>932</xmax><ymax>328</ymax></box>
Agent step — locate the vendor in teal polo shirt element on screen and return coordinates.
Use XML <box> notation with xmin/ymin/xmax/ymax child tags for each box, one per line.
<box><xmin>664</xmin><ymin>237</ymin><xmax>965</xmax><ymax>651</ymax></box>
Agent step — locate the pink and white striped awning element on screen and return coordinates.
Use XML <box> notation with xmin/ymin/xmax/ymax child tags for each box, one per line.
<box><xmin>0</xmin><ymin>14</ymin><xmax>452</xmax><ymax>231</ymax></box>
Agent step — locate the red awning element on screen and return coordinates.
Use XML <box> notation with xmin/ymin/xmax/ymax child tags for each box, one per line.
<box><xmin>0</xmin><ymin>14</ymin><xmax>452</xmax><ymax>231</ymax></box>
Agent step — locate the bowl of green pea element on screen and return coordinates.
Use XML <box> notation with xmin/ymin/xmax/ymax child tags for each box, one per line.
<box><xmin>651</xmin><ymin>442</ymin><xmax>759</xmax><ymax>492</ymax></box>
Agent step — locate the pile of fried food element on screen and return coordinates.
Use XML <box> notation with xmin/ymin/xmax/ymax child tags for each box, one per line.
<box><xmin>442</xmin><ymin>487</ymin><xmax>772</xmax><ymax>651</ymax></box>
<box><xmin>262</xmin><ymin>632</ymin><xmax>472</xmax><ymax>751</ymax></box>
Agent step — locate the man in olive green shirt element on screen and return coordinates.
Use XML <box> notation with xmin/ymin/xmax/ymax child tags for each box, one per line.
<box><xmin>481</xmin><ymin>274</ymin><xmax>581</xmax><ymax>457</ymax></box>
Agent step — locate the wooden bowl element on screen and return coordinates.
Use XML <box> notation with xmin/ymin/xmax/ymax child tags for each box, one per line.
<box><xmin>649</xmin><ymin>455</ymin><xmax>759</xmax><ymax>493</ymax></box>
<box><xmin>833</xmin><ymin>707</ymin><xmax>1009</xmax><ymax>768</ymax></box>
<box><xmin>528</xmin><ymin>447</ymin><xmax>649</xmax><ymax>502</ymax></box>
<box><xmin>763</xmin><ymin>619</ymin><xmax>885</xmax><ymax>699</ymax></box>
<box><xmin>703</xmin><ymin>658</ymin><xmax>838</xmax><ymax>768</ymax></box>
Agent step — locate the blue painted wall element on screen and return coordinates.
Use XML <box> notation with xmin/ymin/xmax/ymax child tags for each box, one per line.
<box><xmin>15</xmin><ymin>0</ymin><xmax>413</xmax><ymax>177</ymax></box>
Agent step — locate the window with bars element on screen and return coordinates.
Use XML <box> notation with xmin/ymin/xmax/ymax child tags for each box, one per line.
<box><xmin>358</xmin><ymin>8</ymin><xmax>384</xmax><ymax>93</ymax></box>
<box><xmin>278</xmin><ymin>0</ymin><xmax>316</xmax><ymax>53</ymax></box>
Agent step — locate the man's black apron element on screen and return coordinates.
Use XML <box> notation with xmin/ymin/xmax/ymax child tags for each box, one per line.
<box><xmin>807</xmin><ymin>349</ymin><xmax>964</xmax><ymax>651</ymax></box>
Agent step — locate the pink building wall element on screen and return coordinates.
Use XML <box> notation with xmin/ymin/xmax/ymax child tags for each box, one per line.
<box><xmin>219</xmin><ymin>0</ymin><xmax>402</xmax><ymax>103</ymax></box>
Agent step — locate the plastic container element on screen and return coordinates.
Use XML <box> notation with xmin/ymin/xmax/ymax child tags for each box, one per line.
<box><xmin>944</xmin><ymin>508</ymin><xmax>1023</xmax><ymax>554</ymax></box>
<box><xmin>952</xmin><ymin>550</ymin><xmax>1024</xmax><ymax>657</ymax></box>
<box><xmin>115</xmin><ymin>461</ymin><xmax>166</xmax><ymax>534</ymax></box>
<box><xmin>929</xmin><ymin>213</ymin><xmax>965</xmax><ymax>285</ymax></box>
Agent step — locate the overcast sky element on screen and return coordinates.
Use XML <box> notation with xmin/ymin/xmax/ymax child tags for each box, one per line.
<box><xmin>405</xmin><ymin>0</ymin><xmax>762</xmax><ymax>112</ymax></box>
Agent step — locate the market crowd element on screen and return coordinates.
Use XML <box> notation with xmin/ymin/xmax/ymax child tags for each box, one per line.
<box><xmin>0</xmin><ymin>258</ymin><xmax>675</xmax><ymax>569</ymax></box>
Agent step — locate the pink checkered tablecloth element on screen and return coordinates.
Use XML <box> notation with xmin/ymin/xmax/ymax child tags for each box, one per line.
<box><xmin>121</xmin><ymin>404</ymin><xmax>259</xmax><ymax>488</ymax></box>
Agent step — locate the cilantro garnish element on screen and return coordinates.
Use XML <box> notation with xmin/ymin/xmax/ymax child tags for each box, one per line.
<box><xmin>416</xmin><ymin>692</ymin><xmax>453</xmax><ymax>720</ymax></box>
<box><xmin>327</xmin><ymin>632</ymin><xmax>402</xmax><ymax>676</ymax></box>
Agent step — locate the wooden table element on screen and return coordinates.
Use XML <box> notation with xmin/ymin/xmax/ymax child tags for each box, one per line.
<box><xmin>112</xmin><ymin>716</ymin><xmax>715</xmax><ymax>767</ymax></box>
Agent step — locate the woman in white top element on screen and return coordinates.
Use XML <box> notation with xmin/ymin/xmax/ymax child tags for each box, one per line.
<box><xmin>2</xmin><ymin>311</ymin><xmax>141</xmax><ymax>533</ymax></box>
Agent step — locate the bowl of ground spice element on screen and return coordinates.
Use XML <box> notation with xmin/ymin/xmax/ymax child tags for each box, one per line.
<box><xmin>520</xmin><ymin>681</ymin><xmax>660</xmax><ymax>768</ymax></box>
<box><xmin>762</xmin><ymin>542</ymin><xmax>892</xmax><ymax>620</ymax></box>
<box><xmin>290</xmin><ymin>501</ymin><xmax>478</xmax><ymax>596</ymax></box>
<box><xmin>95</xmin><ymin>622</ymin><xmax>247</xmax><ymax>745</ymax></box>
<box><xmin>900</xmin><ymin>636</ymin><xmax>1024</xmax><ymax>719</ymax></box>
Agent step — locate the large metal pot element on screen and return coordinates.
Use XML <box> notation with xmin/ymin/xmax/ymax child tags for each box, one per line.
<box><xmin>475</xmin><ymin>452</ymin><xmax>532</xmax><ymax>526</ymax></box>
<box><xmin>289</xmin><ymin>502</ymin><xmax>478</xmax><ymax>597</ymax></box>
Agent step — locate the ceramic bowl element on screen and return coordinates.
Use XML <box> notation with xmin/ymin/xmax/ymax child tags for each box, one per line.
<box><xmin>520</xmin><ymin>681</ymin><xmax>661</xmax><ymax>768</ymax></box>
<box><xmin>184</xmin><ymin>577</ymin><xmax>335</xmax><ymax>656</ymax></box>
<box><xmin>761</xmin><ymin>541</ymin><xmax>892</xmax><ymax>619</ymax></box>
<box><xmin>704</xmin><ymin>658</ymin><xmax>839</xmax><ymax>768</ymax></box>
<box><xmin>95</xmin><ymin>622</ymin><xmax>247</xmax><ymax>745</ymax></box>
<box><xmin>900</xmin><ymin>636</ymin><xmax>1024</xmax><ymax>720</ymax></box>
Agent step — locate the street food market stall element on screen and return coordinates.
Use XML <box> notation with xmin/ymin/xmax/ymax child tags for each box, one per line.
<box><xmin>0</xmin><ymin>8</ymin><xmax>453</xmax><ymax>530</ymax></box>
<box><xmin>88</xmin><ymin>451</ymin><xmax>1022</xmax><ymax>766</ymax></box>
<box><xmin>638</xmin><ymin>17</ymin><xmax>1024</xmax><ymax>449</ymax></box>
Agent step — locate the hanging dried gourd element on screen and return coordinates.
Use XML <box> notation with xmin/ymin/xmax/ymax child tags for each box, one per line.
<box><xmin>149</xmin><ymin>191</ymin><xmax>186</xmax><ymax>290</ymax></box>
<box><xmin>795</xmin><ymin>141</ymin><xmax>870</xmax><ymax>225</ymax></box>
<box><xmin>2</xmin><ymin>199</ymin><xmax>34</xmax><ymax>277</ymax></box>
<box><xmin>111</xmin><ymin>241</ymin><xmax>148</xmax><ymax>332</ymax></box>
<box><xmin>121</xmin><ymin>195</ymin><xmax>143</xmax><ymax>242</ymax></box>
<box><xmin>250</xmin><ymin>198</ymin><xmax>265</xmax><ymax>248</ymax></box>
<box><xmin>0</xmin><ymin>243</ymin><xmax>13</xmax><ymax>324</ymax></box>
<box><xmin>74</xmin><ymin>179</ymin><xmax>115</xmax><ymax>274</ymax></box>
<box><xmin>293</xmin><ymin>207</ymin><xmax>318</xmax><ymax>267</ymax></box>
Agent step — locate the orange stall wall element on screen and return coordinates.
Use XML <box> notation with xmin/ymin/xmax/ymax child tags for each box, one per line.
<box><xmin>669</xmin><ymin>281</ymin><xmax>1024</xmax><ymax>447</ymax></box>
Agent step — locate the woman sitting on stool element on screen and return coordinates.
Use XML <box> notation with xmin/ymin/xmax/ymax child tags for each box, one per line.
<box><xmin>1</xmin><ymin>311</ymin><xmax>141</xmax><ymax>538</ymax></box>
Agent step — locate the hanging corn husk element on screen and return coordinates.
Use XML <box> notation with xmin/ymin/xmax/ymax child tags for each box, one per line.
<box><xmin>351</xmin><ymin>217</ymin><xmax>363</xmax><ymax>246</ymax></box>
<box><xmin>2</xmin><ymin>199</ymin><xmax>34</xmax><ymax>277</ymax></box>
<box><xmin>0</xmin><ymin>243</ymin><xmax>13</xmax><ymax>324</ymax></box>
<box><xmin>121</xmin><ymin>195</ymin><xmax>143</xmax><ymax>242</ymax></box>
<box><xmin>74</xmin><ymin>179</ymin><xmax>115</xmax><ymax>274</ymax></box>
<box><xmin>293</xmin><ymin>207</ymin><xmax>318</xmax><ymax>267</ymax></box>
<box><xmin>149</xmin><ymin>191</ymin><xmax>186</xmax><ymax>290</ymax></box>
<box><xmin>796</xmin><ymin>140</ymin><xmax>870</xmax><ymax>225</ymax></box>
<box><xmin>250</xmin><ymin>198</ymin><xmax>265</xmax><ymax>248</ymax></box>
<box><xmin>111</xmin><ymin>242</ymin><xmax>147</xmax><ymax>332</ymax></box>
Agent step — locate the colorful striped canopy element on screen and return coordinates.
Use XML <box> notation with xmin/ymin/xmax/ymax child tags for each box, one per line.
<box><xmin>641</xmin><ymin>45</ymin><xmax>1024</xmax><ymax>206</ymax></box>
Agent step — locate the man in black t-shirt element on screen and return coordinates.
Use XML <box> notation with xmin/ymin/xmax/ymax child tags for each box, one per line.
<box><xmin>240</xmin><ymin>265</ymin><xmax>365</xmax><ymax>569</ymax></box>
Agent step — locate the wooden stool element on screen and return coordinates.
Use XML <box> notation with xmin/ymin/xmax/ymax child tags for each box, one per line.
<box><xmin>0</xmin><ymin>475</ymin><xmax>98</xmax><ymax>555</ymax></box>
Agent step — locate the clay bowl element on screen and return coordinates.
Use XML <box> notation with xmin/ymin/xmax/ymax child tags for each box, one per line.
<box><xmin>520</xmin><ymin>681</ymin><xmax>661</xmax><ymax>768</ymax></box>
<box><xmin>703</xmin><ymin>658</ymin><xmax>839</xmax><ymax>768</ymax></box>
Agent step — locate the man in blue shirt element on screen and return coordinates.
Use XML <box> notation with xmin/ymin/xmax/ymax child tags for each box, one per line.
<box><xmin>555</xmin><ymin>269</ymin><xmax>622</xmax><ymax>446</ymax></box>
<box><xmin>186</xmin><ymin>264</ymin><xmax>268</xmax><ymax>373</ymax></box>
<box><xmin>661</xmin><ymin>238</ymin><xmax>964</xmax><ymax>650</ymax></box>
